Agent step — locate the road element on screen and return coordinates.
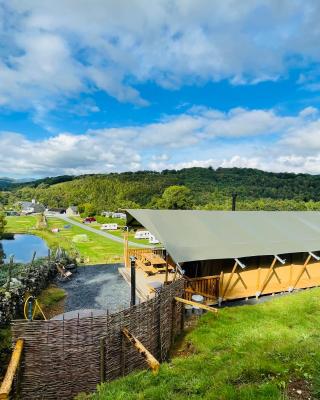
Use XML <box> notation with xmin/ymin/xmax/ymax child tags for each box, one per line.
<box><xmin>50</xmin><ymin>214</ymin><xmax>150</xmax><ymax>248</ymax></box>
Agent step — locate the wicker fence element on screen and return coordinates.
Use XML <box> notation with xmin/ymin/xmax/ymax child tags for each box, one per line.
<box><xmin>11</xmin><ymin>279</ymin><xmax>184</xmax><ymax>399</ymax></box>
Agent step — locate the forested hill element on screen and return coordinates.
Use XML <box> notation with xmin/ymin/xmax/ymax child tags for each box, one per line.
<box><xmin>2</xmin><ymin>167</ymin><xmax>320</xmax><ymax>211</ymax></box>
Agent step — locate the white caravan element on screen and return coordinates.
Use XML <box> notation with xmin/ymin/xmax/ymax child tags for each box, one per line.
<box><xmin>101</xmin><ymin>223</ymin><xmax>118</xmax><ymax>230</ymax></box>
<box><xmin>149</xmin><ymin>234</ymin><xmax>160</xmax><ymax>244</ymax></box>
<box><xmin>134</xmin><ymin>230</ymin><xmax>151</xmax><ymax>239</ymax></box>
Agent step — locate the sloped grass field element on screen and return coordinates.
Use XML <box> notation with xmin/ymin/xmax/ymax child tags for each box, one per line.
<box><xmin>80</xmin><ymin>289</ymin><xmax>320</xmax><ymax>400</ymax></box>
<box><xmin>5</xmin><ymin>216</ymin><xmax>124</xmax><ymax>264</ymax></box>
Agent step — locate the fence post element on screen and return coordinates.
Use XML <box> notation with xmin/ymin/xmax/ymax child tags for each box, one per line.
<box><xmin>180</xmin><ymin>301</ymin><xmax>185</xmax><ymax>332</ymax></box>
<box><xmin>171</xmin><ymin>298</ymin><xmax>176</xmax><ymax>345</ymax></box>
<box><xmin>100</xmin><ymin>337</ymin><xmax>105</xmax><ymax>383</ymax></box>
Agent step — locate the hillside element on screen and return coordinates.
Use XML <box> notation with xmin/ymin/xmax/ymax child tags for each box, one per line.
<box><xmin>79</xmin><ymin>288</ymin><xmax>320</xmax><ymax>400</ymax></box>
<box><xmin>3</xmin><ymin>167</ymin><xmax>320</xmax><ymax>211</ymax></box>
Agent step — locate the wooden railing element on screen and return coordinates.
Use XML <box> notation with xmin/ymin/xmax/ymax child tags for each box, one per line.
<box><xmin>184</xmin><ymin>275</ymin><xmax>220</xmax><ymax>303</ymax></box>
<box><xmin>0</xmin><ymin>338</ymin><xmax>24</xmax><ymax>400</ymax></box>
<box><xmin>128</xmin><ymin>248</ymin><xmax>175</xmax><ymax>269</ymax></box>
<box><xmin>128</xmin><ymin>247</ymin><xmax>166</xmax><ymax>259</ymax></box>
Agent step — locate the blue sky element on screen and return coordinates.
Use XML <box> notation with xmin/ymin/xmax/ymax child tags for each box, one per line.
<box><xmin>0</xmin><ymin>0</ymin><xmax>320</xmax><ymax>178</ymax></box>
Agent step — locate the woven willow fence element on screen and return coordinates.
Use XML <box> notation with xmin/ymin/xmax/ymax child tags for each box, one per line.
<box><xmin>11</xmin><ymin>279</ymin><xmax>184</xmax><ymax>399</ymax></box>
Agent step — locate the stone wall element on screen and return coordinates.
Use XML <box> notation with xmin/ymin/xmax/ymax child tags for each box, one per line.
<box><xmin>0</xmin><ymin>259</ymin><xmax>56</xmax><ymax>325</ymax></box>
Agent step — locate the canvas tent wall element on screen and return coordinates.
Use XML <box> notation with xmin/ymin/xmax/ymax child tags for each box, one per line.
<box><xmin>126</xmin><ymin>210</ymin><xmax>320</xmax><ymax>301</ymax></box>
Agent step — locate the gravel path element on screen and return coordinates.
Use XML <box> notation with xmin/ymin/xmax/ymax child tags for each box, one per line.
<box><xmin>56</xmin><ymin>264</ymin><xmax>131</xmax><ymax>313</ymax></box>
<box><xmin>52</xmin><ymin>214</ymin><xmax>150</xmax><ymax>248</ymax></box>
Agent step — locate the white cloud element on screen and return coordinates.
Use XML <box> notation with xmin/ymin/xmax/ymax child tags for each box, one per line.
<box><xmin>0</xmin><ymin>0</ymin><xmax>320</xmax><ymax>117</ymax></box>
<box><xmin>2</xmin><ymin>105</ymin><xmax>320</xmax><ymax>177</ymax></box>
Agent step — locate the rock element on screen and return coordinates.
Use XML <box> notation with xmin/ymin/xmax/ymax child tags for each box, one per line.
<box><xmin>297</xmin><ymin>389</ymin><xmax>302</xmax><ymax>395</ymax></box>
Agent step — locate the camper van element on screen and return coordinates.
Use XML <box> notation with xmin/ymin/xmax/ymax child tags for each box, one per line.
<box><xmin>149</xmin><ymin>234</ymin><xmax>160</xmax><ymax>244</ymax></box>
<box><xmin>101</xmin><ymin>223</ymin><xmax>118</xmax><ymax>231</ymax></box>
<box><xmin>134</xmin><ymin>230</ymin><xmax>151</xmax><ymax>239</ymax></box>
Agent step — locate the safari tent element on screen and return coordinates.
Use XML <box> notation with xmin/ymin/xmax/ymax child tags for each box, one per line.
<box><xmin>126</xmin><ymin>209</ymin><xmax>320</xmax><ymax>303</ymax></box>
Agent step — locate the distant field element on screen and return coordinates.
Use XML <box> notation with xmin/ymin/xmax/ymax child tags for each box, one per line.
<box><xmin>5</xmin><ymin>216</ymin><xmax>126</xmax><ymax>264</ymax></box>
<box><xmin>69</xmin><ymin>216</ymin><xmax>151</xmax><ymax>246</ymax></box>
<box><xmin>5</xmin><ymin>215</ymin><xmax>37</xmax><ymax>232</ymax></box>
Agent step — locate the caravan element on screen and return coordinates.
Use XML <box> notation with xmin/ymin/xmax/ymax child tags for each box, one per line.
<box><xmin>149</xmin><ymin>234</ymin><xmax>160</xmax><ymax>244</ymax></box>
<box><xmin>134</xmin><ymin>230</ymin><xmax>151</xmax><ymax>239</ymax></box>
<box><xmin>101</xmin><ymin>223</ymin><xmax>118</xmax><ymax>231</ymax></box>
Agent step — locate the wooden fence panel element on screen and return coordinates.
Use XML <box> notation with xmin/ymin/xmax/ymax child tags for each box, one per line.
<box><xmin>11</xmin><ymin>280</ymin><xmax>184</xmax><ymax>400</ymax></box>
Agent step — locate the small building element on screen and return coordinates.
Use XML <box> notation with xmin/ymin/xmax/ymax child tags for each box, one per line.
<box><xmin>66</xmin><ymin>206</ymin><xmax>79</xmax><ymax>217</ymax></box>
<box><xmin>126</xmin><ymin>209</ymin><xmax>320</xmax><ymax>304</ymax></box>
<box><xmin>101</xmin><ymin>223</ymin><xmax>118</xmax><ymax>230</ymax></box>
<box><xmin>19</xmin><ymin>200</ymin><xmax>45</xmax><ymax>214</ymax></box>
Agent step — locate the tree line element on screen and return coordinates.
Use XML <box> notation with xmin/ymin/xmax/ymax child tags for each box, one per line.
<box><xmin>1</xmin><ymin>167</ymin><xmax>320</xmax><ymax>213</ymax></box>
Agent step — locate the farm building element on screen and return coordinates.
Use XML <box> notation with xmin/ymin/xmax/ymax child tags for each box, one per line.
<box><xmin>66</xmin><ymin>206</ymin><xmax>79</xmax><ymax>216</ymax></box>
<box><xmin>126</xmin><ymin>209</ymin><xmax>320</xmax><ymax>303</ymax></box>
<box><xmin>19</xmin><ymin>200</ymin><xmax>45</xmax><ymax>214</ymax></box>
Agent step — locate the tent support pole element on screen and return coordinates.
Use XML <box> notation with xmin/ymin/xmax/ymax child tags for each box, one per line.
<box><xmin>257</xmin><ymin>256</ymin><xmax>277</xmax><ymax>297</ymax></box>
<box><xmin>221</xmin><ymin>260</ymin><xmax>238</xmax><ymax>300</ymax></box>
<box><xmin>291</xmin><ymin>254</ymin><xmax>312</xmax><ymax>291</ymax></box>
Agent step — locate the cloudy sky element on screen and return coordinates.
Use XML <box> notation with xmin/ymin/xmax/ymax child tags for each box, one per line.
<box><xmin>1</xmin><ymin>0</ymin><xmax>320</xmax><ymax>178</ymax></box>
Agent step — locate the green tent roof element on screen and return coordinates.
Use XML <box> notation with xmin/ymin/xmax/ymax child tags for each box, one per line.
<box><xmin>126</xmin><ymin>209</ymin><xmax>320</xmax><ymax>263</ymax></box>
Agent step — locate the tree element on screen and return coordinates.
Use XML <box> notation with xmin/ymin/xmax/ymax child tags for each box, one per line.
<box><xmin>0</xmin><ymin>212</ymin><xmax>7</xmax><ymax>239</ymax></box>
<box><xmin>155</xmin><ymin>185</ymin><xmax>193</xmax><ymax>209</ymax></box>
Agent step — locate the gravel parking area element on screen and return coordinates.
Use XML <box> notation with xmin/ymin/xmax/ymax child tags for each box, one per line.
<box><xmin>56</xmin><ymin>264</ymin><xmax>130</xmax><ymax>313</ymax></box>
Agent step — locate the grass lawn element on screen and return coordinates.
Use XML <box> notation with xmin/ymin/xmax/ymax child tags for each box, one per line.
<box><xmin>5</xmin><ymin>216</ymin><xmax>126</xmax><ymax>264</ymax></box>
<box><xmin>36</xmin><ymin>285</ymin><xmax>67</xmax><ymax>319</ymax></box>
<box><xmin>5</xmin><ymin>215</ymin><xmax>38</xmax><ymax>232</ymax></box>
<box><xmin>69</xmin><ymin>216</ymin><xmax>151</xmax><ymax>246</ymax></box>
<box><xmin>79</xmin><ymin>288</ymin><xmax>320</xmax><ymax>400</ymax></box>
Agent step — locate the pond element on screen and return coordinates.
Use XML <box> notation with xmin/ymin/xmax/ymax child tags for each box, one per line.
<box><xmin>56</xmin><ymin>264</ymin><xmax>130</xmax><ymax>313</ymax></box>
<box><xmin>0</xmin><ymin>234</ymin><xmax>49</xmax><ymax>263</ymax></box>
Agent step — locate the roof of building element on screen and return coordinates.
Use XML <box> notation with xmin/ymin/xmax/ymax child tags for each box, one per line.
<box><xmin>20</xmin><ymin>201</ymin><xmax>45</xmax><ymax>212</ymax></box>
<box><xmin>126</xmin><ymin>209</ymin><xmax>320</xmax><ymax>263</ymax></box>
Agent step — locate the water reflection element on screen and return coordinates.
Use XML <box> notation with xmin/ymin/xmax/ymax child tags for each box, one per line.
<box><xmin>0</xmin><ymin>234</ymin><xmax>49</xmax><ymax>263</ymax></box>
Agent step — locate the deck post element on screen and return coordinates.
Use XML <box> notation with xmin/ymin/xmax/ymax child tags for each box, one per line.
<box><xmin>171</xmin><ymin>298</ymin><xmax>176</xmax><ymax>345</ymax></box>
<box><xmin>124</xmin><ymin>228</ymin><xmax>129</xmax><ymax>268</ymax></box>
<box><xmin>130</xmin><ymin>256</ymin><xmax>136</xmax><ymax>306</ymax></box>
<box><xmin>164</xmin><ymin>250</ymin><xmax>168</xmax><ymax>285</ymax></box>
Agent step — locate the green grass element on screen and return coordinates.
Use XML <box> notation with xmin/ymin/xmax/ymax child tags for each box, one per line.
<box><xmin>80</xmin><ymin>288</ymin><xmax>320</xmax><ymax>400</ymax></box>
<box><xmin>35</xmin><ymin>285</ymin><xmax>67</xmax><ymax>319</ymax></box>
<box><xmin>37</xmin><ymin>285</ymin><xmax>66</xmax><ymax>308</ymax></box>
<box><xmin>0</xmin><ymin>326</ymin><xmax>11</xmax><ymax>381</ymax></box>
<box><xmin>46</xmin><ymin>218</ymin><xmax>124</xmax><ymax>263</ymax></box>
<box><xmin>70</xmin><ymin>216</ymin><xmax>151</xmax><ymax>246</ymax></box>
<box><xmin>5</xmin><ymin>216</ymin><xmax>127</xmax><ymax>264</ymax></box>
<box><xmin>5</xmin><ymin>215</ymin><xmax>38</xmax><ymax>232</ymax></box>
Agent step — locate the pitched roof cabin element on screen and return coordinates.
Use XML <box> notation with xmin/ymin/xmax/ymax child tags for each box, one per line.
<box><xmin>125</xmin><ymin>209</ymin><xmax>320</xmax><ymax>304</ymax></box>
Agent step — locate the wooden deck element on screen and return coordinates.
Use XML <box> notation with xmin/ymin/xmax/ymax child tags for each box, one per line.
<box><xmin>119</xmin><ymin>266</ymin><xmax>175</xmax><ymax>301</ymax></box>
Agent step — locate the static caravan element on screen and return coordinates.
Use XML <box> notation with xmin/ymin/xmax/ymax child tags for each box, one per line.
<box><xmin>134</xmin><ymin>230</ymin><xmax>151</xmax><ymax>239</ymax></box>
<box><xmin>101</xmin><ymin>223</ymin><xmax>118</xmax><ymax>230</ymax></box>
<box><xmin>126</xmin><ymin>209</ymin><xmax>320</xmax><ymax>304</ymax></box>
